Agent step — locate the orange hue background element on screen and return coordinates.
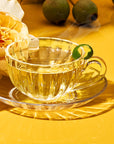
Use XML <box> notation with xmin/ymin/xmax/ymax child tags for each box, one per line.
<box><xmin>0</xmin><ymin>1</ymin><xmax>114</xmax><ymax>143</ymax></box>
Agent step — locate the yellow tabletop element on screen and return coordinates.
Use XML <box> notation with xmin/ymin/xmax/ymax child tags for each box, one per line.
<box><xmin>0</xmin><ymin>1</ymin><xmax>114</xmax><ymax>144</ymax></box>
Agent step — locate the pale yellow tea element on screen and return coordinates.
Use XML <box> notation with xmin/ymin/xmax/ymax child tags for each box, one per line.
<box><xmin>8</xmin><ymin>46</ymin><xmax>83</xmax><ymax>101</ymax></box>
<box><xmin>6</xmin><ymin>37</ymin><xmax>87</xmax><ymax>102</ymax></box>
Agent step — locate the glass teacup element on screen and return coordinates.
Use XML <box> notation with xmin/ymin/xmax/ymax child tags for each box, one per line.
<box><xmin>5</xmin><ymin>37</ymin><xmax>106</xmax><ymax>102</ymax></box>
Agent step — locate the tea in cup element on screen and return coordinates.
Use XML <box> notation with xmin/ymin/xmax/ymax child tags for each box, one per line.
<box><xmin>5</xmin><ymin>37</ymin><xmax>106</xmax><ymax>102</ymax></box>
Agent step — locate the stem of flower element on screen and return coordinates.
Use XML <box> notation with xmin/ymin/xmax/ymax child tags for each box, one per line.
<box><xmin>69</xmin><ymin>0</ymin><xmax>75</xmax><ymax>5</ymax></box>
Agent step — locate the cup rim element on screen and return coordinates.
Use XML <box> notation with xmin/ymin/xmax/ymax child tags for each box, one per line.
<box><xmin>5</xmin><ymin>37</ymin><xmax>85</xmax><ymax>67</ymax></box>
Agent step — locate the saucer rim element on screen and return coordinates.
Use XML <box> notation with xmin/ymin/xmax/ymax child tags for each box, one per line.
<box><xmin>0</xmin><ymin>77</ymin><xmax>107</xmax><ymax>108</ymax></box>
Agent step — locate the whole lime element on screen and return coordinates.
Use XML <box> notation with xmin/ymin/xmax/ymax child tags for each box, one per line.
<box><xmin>42</xmin><ymin>0</ymin><xmax>70</xmax><ymax>24</ymax></box>
<box><xmin>72</xmin><ymin>0</ymin><xmax>98</xmax><ymax>25</ymax></box>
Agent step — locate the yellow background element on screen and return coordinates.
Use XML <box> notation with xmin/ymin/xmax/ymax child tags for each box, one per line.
<box><xmin>0</xmin><ymin>1</ymin><xmax>114</xmax><ymax>143</ymax></box>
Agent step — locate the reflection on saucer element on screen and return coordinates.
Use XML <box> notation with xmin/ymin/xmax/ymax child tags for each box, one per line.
<box><xmin>0</xmin><ymin>76</ymin><xmax>113</xmax><ymax>120</ymax></box>
<box><xmin>9</xmin><ymin>79</ymin><xmax>114</xmax><ymax>120</ymax></box>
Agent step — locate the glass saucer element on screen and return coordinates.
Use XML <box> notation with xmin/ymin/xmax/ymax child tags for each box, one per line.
<box><xmin>0</xmin><ymin>60</ymin><xmax>107</xmax><ymax>114</ymax></box>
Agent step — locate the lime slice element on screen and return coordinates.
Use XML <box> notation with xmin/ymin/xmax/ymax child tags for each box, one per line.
<box><xmin>72</xmin><ymin>44</ymin><xmax>93</xmax><ymax>60</ymax></box>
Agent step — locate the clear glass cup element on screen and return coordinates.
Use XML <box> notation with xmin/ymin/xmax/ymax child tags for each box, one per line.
<box><xmin>5</xmin><ymin>37</ymin><xmax>106</xmax><ymax>102</ymax></box>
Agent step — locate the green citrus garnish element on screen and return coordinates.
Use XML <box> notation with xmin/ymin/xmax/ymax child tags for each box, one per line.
<box><xmin>72</xmin><ymin>44</ymin><xmax>93</xmax><ymax>60</ymax></box>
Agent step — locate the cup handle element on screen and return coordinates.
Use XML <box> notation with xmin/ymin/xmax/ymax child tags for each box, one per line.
<box><xmin>73</xmin><ymin>56</ymin><xmax>107</xmax><ymax>91</ymax></box>
<box><xmin>84</xmin><ymin>56</ymin><xmax>107</xmax><ymax>77</ymax></box>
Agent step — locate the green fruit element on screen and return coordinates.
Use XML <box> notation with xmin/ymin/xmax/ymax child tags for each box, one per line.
<box><xmin>42</xmin><ymin>0</ymin><xmax>70</xmax><ymax>24</ymax></box>
<box><xmin>72</xmin><ymin>0</ymin><xmax>98</xmax><ymax>25</ymax></box>
<box><xmin>72</xmin><ymin>44</ymin><xmax>93</xmax><ymax>60</ymax></box>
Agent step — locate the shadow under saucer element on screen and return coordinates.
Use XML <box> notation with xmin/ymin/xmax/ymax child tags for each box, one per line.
<box><xmin>0</xmin><ymin>102</ymin><xmax>11</xmax><ymax>111</ymax></box>
<box><xmin>0</xmin><ymin>77</ymin><xmax>113</xmax><ymax>120</ymax></box>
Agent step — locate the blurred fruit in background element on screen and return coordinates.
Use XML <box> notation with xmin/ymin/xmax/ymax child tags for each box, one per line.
<box><xmin>42</xmin><ymin>0</ymin><xmax>70</xmax><ymax>25</ymax></box>
<box><xmin>71</xmin><ymin>0</ymin><xmax>98</xmax><ymax>25</ymax></box>
<box><xmin>42</xmin><ymin>0</ymin><xmax>98</xmax><ymax>25</ymax></box>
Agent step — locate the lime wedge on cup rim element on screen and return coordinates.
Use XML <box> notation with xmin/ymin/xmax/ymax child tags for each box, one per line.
<box><xmin>72</xmin><ymin>44</ymin><xmax>93</xmax><ymax>60</ymax></box>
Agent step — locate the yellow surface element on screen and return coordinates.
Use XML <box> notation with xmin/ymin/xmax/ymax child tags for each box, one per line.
<box><xmin>0</xmin><ymin>1</ymin><xmax>114</xmax><ymax>144</ymax></box>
